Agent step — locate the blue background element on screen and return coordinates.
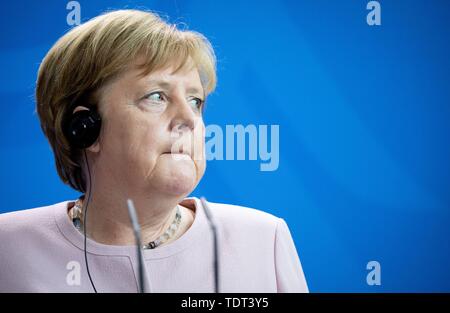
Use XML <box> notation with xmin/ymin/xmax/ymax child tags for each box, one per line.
<box><xmin>0</xmin><ymin>0</ymin><xmax>449</xmax><ymax>292</ymax></box>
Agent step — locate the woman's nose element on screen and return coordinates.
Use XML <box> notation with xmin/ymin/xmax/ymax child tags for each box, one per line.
<box><xmin>169</xmin><ymin>96</ymin><xmax>196</xmax><ymax>133</ymax></box>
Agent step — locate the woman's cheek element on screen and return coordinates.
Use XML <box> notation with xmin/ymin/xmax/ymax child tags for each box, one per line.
<box><xmin>192</xmin><ymin>120</ymin><xmax>205</xmax><ymax>160</ymax></box>
<box><xmin>136</xmin><ymin>100</ymin><xmax>168</xmax><ymax>115</ymax></box>
<box><xmin>193</xmin><ymin>156</ymin><xmax>206</xmax><ymax>187</ymax></box>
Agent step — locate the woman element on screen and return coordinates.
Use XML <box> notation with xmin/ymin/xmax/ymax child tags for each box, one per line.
<box><xmin>0</xmin><ymin>9</ymin><xmax>308</xmax><ymax>292</ymax></box>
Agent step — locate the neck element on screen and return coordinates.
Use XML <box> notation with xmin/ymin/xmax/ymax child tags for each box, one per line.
<box><xmin>82</xmin><ymin>186</ymin><xmax>184</xmax><ymax>246</ymax></box>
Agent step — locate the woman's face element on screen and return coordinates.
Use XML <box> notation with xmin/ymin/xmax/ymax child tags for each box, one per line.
<box><xmin>91</xmin><ymin>59</ymin><xmax>207</xmax><ymax>198</ymax></box>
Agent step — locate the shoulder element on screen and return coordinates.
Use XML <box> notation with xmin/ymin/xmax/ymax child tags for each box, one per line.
<box><xmin>0</xmin><ymin>201</ymin><xmax>68</xmax><ymax>241</ymax></box>
<box><xmin>200</xmin><ymin>197</ymin><xmax>284</xmax><ymax>240</ymax></box>
<box><xmin>202</xmin><ymin>199</ymin><xmax>283</xmax><ymax>233</ymax></box>
<box><xmin>0</xmin><ymin>201</ymin><xmax>73</xmax><ymax>292</ymax></box>
<box><xmin>0</xmin><ymin>201</ymin><xmax>70</xmax><ymax>262</ymax></box>
<box><xmin>200</xmin><ymin>198</ymin><xmax>308</xmax><ymax>292</ymax></box>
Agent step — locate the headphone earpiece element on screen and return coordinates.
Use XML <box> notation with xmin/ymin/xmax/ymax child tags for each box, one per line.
<box><xmin>64</xmin><ymin>108</ymin><xmax>102</xmax><ymax>149</ymax></box>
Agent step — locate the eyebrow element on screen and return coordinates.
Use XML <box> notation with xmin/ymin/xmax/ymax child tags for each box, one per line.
<box><xmin>146</xmin><ymin>79</ymin><xmax>204</xmax><ymax>97</ymax></box>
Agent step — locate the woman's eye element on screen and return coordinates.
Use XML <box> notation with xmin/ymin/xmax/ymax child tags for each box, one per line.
<box><xmin>142</xmin><ymin>92</ymin><xmax>203</xmax><ymax>112</ymax></box>
<box><xmin>145</xmin><ymin>91</ymin><xmax>165</xmax><ymax>102</ymax></box>
<box><xmin>189</xmin><ymin>97</ymin><xmax>204</xmax><ymax>111</ymax></box>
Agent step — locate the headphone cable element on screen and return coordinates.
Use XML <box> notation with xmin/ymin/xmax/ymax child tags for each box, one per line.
<box><xmin>83</xmin><ymin>149</ymin><xmax>98</xmax><ymax>293</ymax></box>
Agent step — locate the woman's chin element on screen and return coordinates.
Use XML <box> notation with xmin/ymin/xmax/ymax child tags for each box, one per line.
<box><xmin>162</xmin><ymin>178</ymin><xmax>195</xmax><ymax>196</ymax></box>
<box><xmin>149</xmin><ymin>160</ymin><xmax>197</xmax><ymax>196</ymax></box>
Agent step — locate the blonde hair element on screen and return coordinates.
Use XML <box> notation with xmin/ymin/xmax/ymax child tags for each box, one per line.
<box><xmin>36</xmin><ymin>9</ymin><xmax>217</xmax><ymax>193</ymax></box>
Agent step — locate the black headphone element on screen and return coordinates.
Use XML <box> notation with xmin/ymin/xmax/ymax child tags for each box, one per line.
<box><xmin>64</xmin><ymin>107</ymin><xmax>102</xmax><ymax>149</ymax></box>
<box><xmin>63</xmin><ymin>106</ymin><xmax>102</xmax><ymax>292</ymax></box>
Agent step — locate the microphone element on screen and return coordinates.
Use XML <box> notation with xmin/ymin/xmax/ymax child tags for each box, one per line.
<box><xmin>126</xmin><ymin>199</ymin><xmax>146</xmax><ymax>293</ymax></box>
<box><xmin>200</xmin><ymin>197</ymin><xmax>220</xmax><ymax>293</ymax></box>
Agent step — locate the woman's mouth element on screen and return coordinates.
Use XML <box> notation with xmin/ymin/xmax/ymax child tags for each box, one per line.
<box><xmin>162</xmin><ymin>150</ymin><xmax>192</xmax><ymax>159</ymax></box>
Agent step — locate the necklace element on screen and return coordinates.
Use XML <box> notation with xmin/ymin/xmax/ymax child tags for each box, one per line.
<box><xmin>70</xmin><ymin>197</ymin><xmax>182</xmax><ymax>249</ymax></box>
